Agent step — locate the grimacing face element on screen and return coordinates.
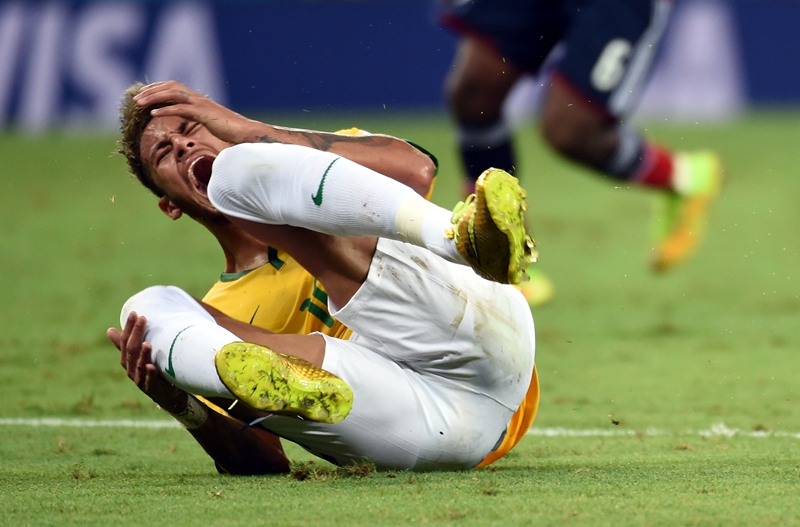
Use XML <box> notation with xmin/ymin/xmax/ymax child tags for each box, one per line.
<box><xmin>139</xmin><ymin>114</ymin><xmax>231</xmax><ymax>221</ymax></box>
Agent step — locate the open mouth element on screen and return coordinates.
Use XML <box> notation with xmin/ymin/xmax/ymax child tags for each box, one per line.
<box><xmin>188</xmin><ymin>155</ymin><xmax>215</xmax><ymax>197</ymax></box>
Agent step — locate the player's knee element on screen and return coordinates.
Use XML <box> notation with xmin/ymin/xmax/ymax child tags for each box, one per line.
<box><xmin>444</xmin><ymin>75</ymin><xmax>473</xmax><ymax>118</ymax></box>
<box><xmin>121</xmin><ymin>285</ymin><xmax>172</xmax><ymax>320</ymax></box>
<box><xmin>121</xmin><ymin>285</ymin><xmax>197</xmax><ymax>321</ymax></box>
<box><xmin>211</xmin><ymin>143</ymin><xmax>271</xmax><ymax>200</ymax></box>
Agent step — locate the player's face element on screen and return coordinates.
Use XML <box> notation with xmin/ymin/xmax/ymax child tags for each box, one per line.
<box><xmin>140</xmin><ymin>114</ymin><xmax>230</xmax><ymax>219</ymax></box>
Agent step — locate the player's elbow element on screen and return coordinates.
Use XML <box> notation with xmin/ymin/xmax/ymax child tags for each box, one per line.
<box><xmin>408</xmin><ymin>158</ymin><xmax>437</xmax><ymax>197</ymax></box>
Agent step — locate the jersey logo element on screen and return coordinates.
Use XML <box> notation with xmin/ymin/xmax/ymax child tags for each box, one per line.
<box><xmin>311</xmin><ymin>157</ymin><xmax>340</xmax><ymax>206</ymax></box>
<box><xmin>249</xmin><ymin>305</ymin><xmax>260</xmax><ymax>324</ymax></box>
<box><xmin>166</xmin><ymin>325</ymin><xmax>196</xmax><ymax>378</ymax></box>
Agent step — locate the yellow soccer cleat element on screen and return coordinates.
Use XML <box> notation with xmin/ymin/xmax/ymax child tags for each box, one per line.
<box><xmin>651</xmin><ymin>151</ymin><xmax>723</xmax><ymax>273</ymax></box>
<box><xmin>215</xmin><ymin>342</ymin><xmax>354</xmax><ymax>424</ymax></box>
<box><xmin>446</xmin><ymin>168</ymin><xmax>537</xmax><ymax>284</ymax></box>
<box><xmin>516</xmin><ymin>266</ymin><xmax>555</xmax><ymax>308</ymax></box>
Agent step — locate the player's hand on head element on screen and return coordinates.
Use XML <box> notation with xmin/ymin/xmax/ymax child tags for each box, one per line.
<box><xmin>133</xmin><ymin>80</ymin><xmax>258</xmax><ymax>146</ymax></box>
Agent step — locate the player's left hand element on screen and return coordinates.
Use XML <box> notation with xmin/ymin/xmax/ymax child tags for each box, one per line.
<box><xmin>133</xmin><ymin>80</ymin><xmax>262</xmax><ymax>146</ymax></box>
<box><xmin>107</xmin><ymin>312</ymin><xmax>188</xmax><ymax>414</ymax></box>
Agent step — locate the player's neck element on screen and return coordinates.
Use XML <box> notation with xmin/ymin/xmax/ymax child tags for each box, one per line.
<box><xmin>211</xmin><ymin>222</ymin><xmax>272</xmax><ymax>273</ymax></box>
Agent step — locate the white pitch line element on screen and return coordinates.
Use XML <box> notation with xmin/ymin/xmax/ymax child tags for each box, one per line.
<box><xmin>2</xmin><ymin>419</ymin><xmax>799</xmax><ymax>439</ymax></box>
<box><xmin>0</xmin><ymin>418</ymin><xmax>180</xmax><ymax>428</ymax></box>
<box><xmin>527</xmin><ymin>423</ymin><xmax>800</xmax><ymax>439</ymax></box>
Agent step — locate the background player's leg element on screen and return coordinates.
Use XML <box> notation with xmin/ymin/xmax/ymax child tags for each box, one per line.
<box><xmin>541</xmin><ymin>0</ymin><xmax>721</xmax><ymax>271</ymax></box>
<box><xmin>445</xmin><ymin>38</ymin><xmax>553</xmax><ymax>305</ymax></box>
<box><xmin>541</xmin><ymin>74</ymin><xmax>672</xmax><ymax>189</ymax></box>
<box><xmin>445</xmin><ymin>37</ymin><xmax>522</xmax><ymax>195</ymax></box>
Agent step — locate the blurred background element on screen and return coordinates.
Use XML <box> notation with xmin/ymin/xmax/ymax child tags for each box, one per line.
<box><xmin>0</xmin><ymin>0</ymin><xmax>797</xmax><ymax>131</ymax></box>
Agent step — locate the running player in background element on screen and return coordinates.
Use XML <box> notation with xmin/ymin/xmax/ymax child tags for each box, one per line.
<box><xmin>109</xmin><ymin>81</ymin><xmax>539</xmax><ymax>473</ymax></box>
<box><xmin>439</xmin><ymin>0</ymin><xmax>723</xmax><ymax>305</ymax></box>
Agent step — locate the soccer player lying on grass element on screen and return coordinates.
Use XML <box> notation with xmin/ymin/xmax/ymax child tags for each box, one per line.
<box><xmin>108</xmin><ymin>81</ymin><xmax>539</xmax><ymax>473</ymax></box>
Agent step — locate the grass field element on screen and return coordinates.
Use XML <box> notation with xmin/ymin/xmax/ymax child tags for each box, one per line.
<box><xmin>1</xmin><ymin>110</ymin><xmax>799</xmax><ymax>526</ymax></box>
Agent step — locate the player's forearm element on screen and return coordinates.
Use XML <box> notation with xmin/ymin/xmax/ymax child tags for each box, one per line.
<box><xmin>254</xmin><ymin>125</ymin><xmax>436</xmax><ymax>196</ymax></box>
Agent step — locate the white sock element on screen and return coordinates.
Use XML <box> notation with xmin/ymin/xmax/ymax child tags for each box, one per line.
<box><xmin>209</xmin><ymin>143</ymin><xmax>466</xmax><ymax>265</ymax></box>
<box><xmin>120</xmin><ymin>285</ymin><xmax>239</xmax><ymax>398</ymax></box>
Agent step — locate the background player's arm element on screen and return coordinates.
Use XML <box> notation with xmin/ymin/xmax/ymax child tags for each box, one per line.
<box><xmin>107</xmin><ymin>313</ymin><xmax>290</xmax><ymax>475</ymax></box>
<box><xmin>134</xmin><ymin>81</ymin><xmax>435</xmax><ymax>196</ymax></box>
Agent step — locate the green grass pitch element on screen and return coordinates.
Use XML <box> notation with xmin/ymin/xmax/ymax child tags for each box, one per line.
<box><xmin>1</xmin><ymin>110</ymin><xmax>799</xmax><ymax>526</ymax></box>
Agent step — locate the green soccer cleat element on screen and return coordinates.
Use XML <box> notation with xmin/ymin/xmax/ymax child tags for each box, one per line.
<box><xmin>446</xmin><ymin>168</ymin><xmax>538</xmax><ymax>284</ymax></box>
<box><xmin>651</xmin><ymin>151</ymin><xmax>723</xmax><ymax>273</ymax></box>
<box><xmin>215</xmin><ymin>342</ymin><xmax>354</xmax><ymax>424</ymax></box>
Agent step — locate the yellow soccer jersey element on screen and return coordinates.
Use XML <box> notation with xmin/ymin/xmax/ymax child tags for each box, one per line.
<box><xmin>202</xmin><ymin>246</ymin><xmax>351</xmax><ymax>340</ymax></box>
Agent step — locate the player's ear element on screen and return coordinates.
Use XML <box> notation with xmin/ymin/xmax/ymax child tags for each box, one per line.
<box><xmin>158</xmin><ymin>196</ymin><xmax>183</xmax><ymax>220</ymax></box>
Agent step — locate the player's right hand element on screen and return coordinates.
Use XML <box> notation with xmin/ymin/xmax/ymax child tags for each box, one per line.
<box><xmin>133</xmin><ymin>80</ymin><xmax>261</xmax><ymax>146</ymax></box>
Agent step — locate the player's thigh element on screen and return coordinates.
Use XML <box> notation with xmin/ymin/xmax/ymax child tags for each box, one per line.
<box><xmin>446</xmin><ymin>37</ymin><xmax>523</xmax><ymax>121</ymax></box>
<box><xmin>260</xmin><ymin>337</ymin><xmax>515</xmax><ymax>470</ymax></box>
<box><xmin>557</xmin><ymin>0</ymin><xmax>673</xmax><ymax>117</ymax></box>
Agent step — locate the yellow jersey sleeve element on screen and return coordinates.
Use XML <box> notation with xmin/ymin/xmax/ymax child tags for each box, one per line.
<box><xmin>202</xmin><ymin>246</ymin><xmax>351</xmax><ymax>340</ymax></box>
<box><xmin>476</xmin><ymin>365</ymin><xmax>540</xmax><ymax>467</ymax></box>
<box><xmin>334</xmin><ymin>127</ymin><xmax>370</xmax><ymax>137</ymax></box>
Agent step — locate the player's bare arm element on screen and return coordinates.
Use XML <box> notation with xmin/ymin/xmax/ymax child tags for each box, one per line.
<box><xmin>107</xmin><ymin>312</ymin><xmax>290</xmax><ymax>475</ymax></box>
<box><xmin>134</xmin><ymin>81</ymin><xmax>435</xmax><ymax>196</ymax></box>
<box><xmin>202</xmin><ymin>300</ymin><xmax>326</xmax><ymax>367</ymax></box>
<box><xmin>254</xmin><ymin>127</ymin><xmax>435</xmax><ymax>195</ymax></box>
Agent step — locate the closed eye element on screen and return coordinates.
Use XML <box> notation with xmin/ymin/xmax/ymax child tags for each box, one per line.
<box><xmin>156</xmin><ymin>145</ymin><xmax>171</xmax><ymax>165</ymax></box>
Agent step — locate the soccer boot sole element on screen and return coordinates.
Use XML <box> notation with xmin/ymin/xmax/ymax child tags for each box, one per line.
<box><xmin>449</xmin><ymin>168</ymin><xmax>537</xmax><ymax>284</ymax></box>
<box><xmin>215</xmin><ymin>342</ymin><xmax>353</xmax><ymax>424</ymax></box>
